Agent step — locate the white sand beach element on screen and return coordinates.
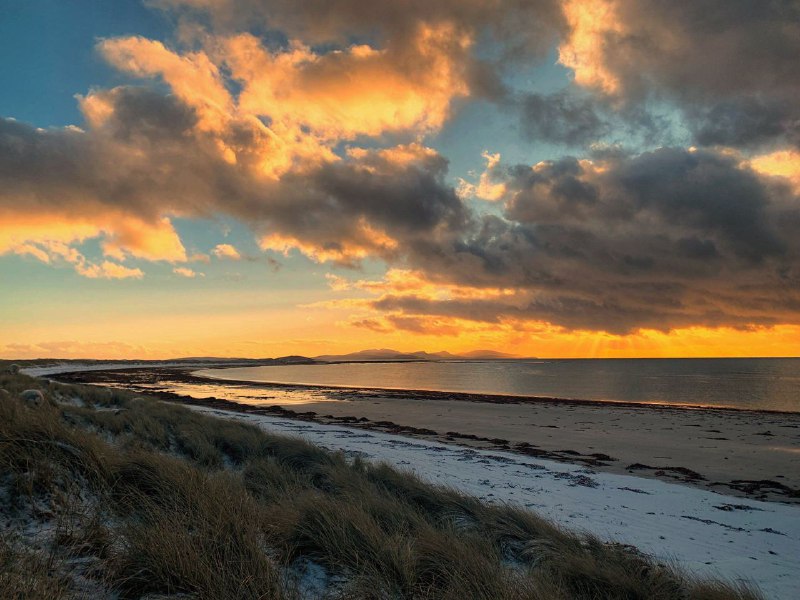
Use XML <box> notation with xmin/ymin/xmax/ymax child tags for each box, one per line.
<box><xmin>192</xmin><ymin>405</ymin><xmax>800</xmax><ymax>600</ymax></box>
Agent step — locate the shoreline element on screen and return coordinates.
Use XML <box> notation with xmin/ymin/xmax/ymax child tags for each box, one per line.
<box><xmin>52</xmin><ymin>366</ymin><xmax>800</xmax><ymax>504</ymax></box>
<box><xmin>192</xmin><ymin>367</ymin><xmax>800</xmax><ymax>416</ymax></box>
<box><xmin>27</xmin><ymin>359</ymin><xmax>800</xmax><ymax>415</ymax></box>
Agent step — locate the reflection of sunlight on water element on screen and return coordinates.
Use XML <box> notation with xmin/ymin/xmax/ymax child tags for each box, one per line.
<box><xmin>194</xmin><ymin>359</ymin><xmax>800</xmax><ymax>412</ymax></box>
<box><xmin>134</xmin><ymin>382</ymin><xmax>335</xmax><ymax>406</ymax></box>
<box><xmin>769</xmin><ymin>446</ymin><xmax>800</xmax><ymax>454</ymax></box>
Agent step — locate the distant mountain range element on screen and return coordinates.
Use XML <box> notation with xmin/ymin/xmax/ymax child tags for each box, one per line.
<box><xmin>313</xmin><ymin>348</ymin><xmax>520</xmax><ymax>362</ymax></box>
<box><xmin>16</xmin><ymin>351</ymin><xmax>519</xmax><ymax>368</ymax></box>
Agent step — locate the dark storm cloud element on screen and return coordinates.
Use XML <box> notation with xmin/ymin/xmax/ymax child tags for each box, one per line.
<box><xmin>152</xmin><ymin>0</ymin><xmax>564</xmax><ymax>49</ymax></box>
<box><xmin>369</xmin><ymin>291</ymin><xmax>788</xmax><ymax>334</ymax></box>
<box><xmin>499</xmin><ymin>149</ymin><xmax>790</xmax><ymax>265</ymax></box>
<box><xmin>0</xmin><ymin>88</ymin><xmax>228</xmax><ymax>222</ymax></box>
<box><xmin>575</xmin><ymin>0</ymin><xmax>800</xmax><ymax>149</ymax></box>
<box><xmin>518</xmin><ymin>92</ymin><xmax>609</xmax><ymax>146</ymax></box>
<box><xmin>151</xmin><ymin>0</ymin><xmax>565</xmax><ymax>102</ymax></box>
<box><xmin>253</xmin><ymin>146</ymin><xmax>470</xmax><ymax>264</ymax></box>
<box><xmin>100</xmin><ymin>86</ymin><xmax>199</xmax><ymax>142</ymax></box>
<box><xmin>394</xmin><ymin>148</ymin><xmax>800</xmax><ymax>333</ymax></box>
<box><xmin>610</xmin><ymin>150</ymin><xmax>788</xmax><ymax>261</ymax></box>
<box><xmin>618</xmin><ymin>2</ymin><xmax>799</xmax><ymax>94</ymax></box>
<box><xmin>689</xmin><ymin>98</ymin><xmax>800</xmax><ymax>150</ymax></box>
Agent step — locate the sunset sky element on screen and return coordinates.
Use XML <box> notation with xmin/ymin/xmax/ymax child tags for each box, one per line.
<box><xmin>2</xmin><ymin>0</ymin><xmax>799</xmax><ymax>359</ymax></box>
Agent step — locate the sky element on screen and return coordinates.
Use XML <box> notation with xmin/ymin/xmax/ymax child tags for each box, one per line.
<box><xmin>1</xmin><ymin>0</ymin><xmax>800</xmax><ymax>359</ymax></box>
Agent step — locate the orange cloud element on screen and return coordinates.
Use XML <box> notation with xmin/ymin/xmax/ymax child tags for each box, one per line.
<box><xmin>10</xmin><ymin>243</ymin><xmax>52</xmax><ymax>264</ymax></box>
<box><xmin>324</xmin><ymin>273</ymin><xmax>351</xmax><ymax>292</ymax></box>
<box><xmin>89</xmin><ymin>44</ymin><xmax>299</xmax><ymax>178</ymax></box>
<box><xmin>558</xmin><ymin>0</ymin><xmax>624</xmax><ymax>95</ymax></box>
<box><xmin>212</xmin><ymin>243</ymin><xmax>242</xmax><ymax>260</ymax></box>
<box><xmin>97</xmin><ymin>21</ymin><xmax>470</xmax><ymax>185</ymax></box>
<box><xmin>0</xmin><ymin>210</ymin><xmax>186</xmax><ymax>279</ymax></box>
<box><xmin>0</xmin><ymin>214</ymin><xmax>101</xmax><ymax>255</ymax></box>
<box><xmin>173</xmin><ymin>266</ymin><xmax>203</xmax><ymax>278</ymax></box>
<box><xmin>77</xmin><ymin>260</ymin><xmax>144</xmax><ymax>280</ymax></box>
<box><xmin>98</xmin><ymin>37</ymin><xmax>234</xmax><ymax>133</ymax></box>
<box><xmin>220</xmin><ymin>22</ymin><xmax>470</xmax><ymax>141</ymax></box>
<box><xmin>261</xmin><ymin>218</ymin><xmax>398</xmax><ymax>266</ymax></box>
<box><xmin>348</xmin><ymin>143</ymin><xmax>442</xmax><ymax>167</ymax></box>
<box><xmin>101</xmin><ymin>217</ymin><xmax>187</xmax><ymax>263</ymax></box>
<box><xmin>327</xmin><ymin>268</ymin><xmax>518</xmax><ymax>300</ymax></box>
<box><xmin>458</xmin><ymin>151</ymin><xmax>506</xmax><ymax>201</ymax></box>
<box><xmin>750</xmin><ymin>149</ymin><xmax>800</xmax><ymax>194</ymax></box>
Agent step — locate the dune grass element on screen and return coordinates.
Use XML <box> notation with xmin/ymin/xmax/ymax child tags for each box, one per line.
<box><xmin>0</xmin><ymin>366</ymin><xmax>763</xmax><ymax>599</ymax></box>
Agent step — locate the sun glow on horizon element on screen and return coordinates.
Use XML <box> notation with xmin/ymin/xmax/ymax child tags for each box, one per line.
<box><xmin>2</xmin><ymin>313</ymin><xmax>798</xmax><ymax>360</ymax></box>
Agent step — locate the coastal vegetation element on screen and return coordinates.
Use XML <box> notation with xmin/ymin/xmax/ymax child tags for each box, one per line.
<box><xmin>0</xmin><ymin>365</ymin><xmax>762</xmax><ymax>599</ymax></box>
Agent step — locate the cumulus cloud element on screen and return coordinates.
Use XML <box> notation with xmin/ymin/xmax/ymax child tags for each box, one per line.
<box><xmin>0</xmin><ymin>82</ymin><xmax>464</xmax><ymax>270</ymax></box>
<box><xmin>5</xmin><ymin>84</ymin><xmax>800</xmax><ymax>332</ymax></box>
<box><xmin>79</xmin><ymin>261</ymin><xmax>144</xmax><ymax>280</ymax></box>
<box><xmin>217</xmin><ymin>26</ymin><xmax>472</xmax><ymax>139</ymax></box>
<box><xmin>255</xmin><ymin>143</ymin><xmax>467</xmax><ymax>265</ymax></box>
<box><xmin>173</xmin><ymin>266</ymin><xmax>203</xmax><ymax>278</ymax></box>
<box><xmin>212</xmin><ymin>243</ymin><xmax>242</xmax><ymax>260</ymax></box>
<box><xmin>0</xmin><ymin>90</ymin><xmax>199</xmax><ymax>275</ymax></box>
<box><xmin>8</xmin><ymin>234</ymin><xmax>144</xmax><ymax>281</ymax></box>
<box><xmin>4</xmin><ymin>0</ymin><xmax>800</xmax><ymax>339</ymax></box>
<box><xmin>333</xmin><ymin>148</ymin><xmax>800</xmax><ymax>334</ymax></box>
<box><xmin>458</xmin><ymin>152</ymin><xmax>507</xmax><ymax>201</ymax></box>
<box><xmin>518</xmin><ymin>91</ymin><xmax>609</xmax><ymax>146</ymax></box>
<box><xmin>151</xmin><ymin>0</ymin><xmax>565</xmax><ymax>66</ymax></box>
<box><xmin>557</xmin><ymin>0</ymin><xmax>800</xmax><ymax>150</ymax></box>
<box><xmin>2</xmin><ymin>0</ymin><xmax>495</xmax><ymax>274</ymax></box>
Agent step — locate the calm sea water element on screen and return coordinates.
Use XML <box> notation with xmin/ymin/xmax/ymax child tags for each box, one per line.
<box><xmin>196</xmin><ymin>358</ymin><xmax>800</xmax><ymax>412</ymax></box>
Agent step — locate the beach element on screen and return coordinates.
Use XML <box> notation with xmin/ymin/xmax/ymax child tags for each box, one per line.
<box><xmin>188</xmin><ymin>404</ymin><xmax>800</xmax><ymax>600</ymax></box>
<box><xmin>7</xmin><ymin>364</ymin><xmax>799</xmax><ymax>599</ymax></box>
<box><xmin>229</xmin><ymin>393</ymin><xmax>800</xmax><ymax>501</ymax></box>
<box><xmin>50</xmin><ymin>365</ymin><xmax>800</xmax><ymax>503</ymax></box>
<box><xmin>20</xmin><ymin>361</ymin><xmax>800</xmax><ymax>597</ymax></box>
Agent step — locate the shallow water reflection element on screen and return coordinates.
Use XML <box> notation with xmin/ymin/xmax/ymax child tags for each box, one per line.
<box><xmin>194</xmin><ymin>358</ymin><xmax>800</xmax><ymax>412</ymax></box>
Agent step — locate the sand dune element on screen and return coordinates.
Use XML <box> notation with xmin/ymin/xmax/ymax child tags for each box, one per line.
<box><xmin>193</xmin><ymin>406</ymin><xmax>800</xmax><ymax>600</ymax></box>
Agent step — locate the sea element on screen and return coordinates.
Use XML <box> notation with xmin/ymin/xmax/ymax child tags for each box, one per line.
<box><xmin>195</xmin><ymin>357</ymin><xmax>800</xmax><ymax>413</ymax></box>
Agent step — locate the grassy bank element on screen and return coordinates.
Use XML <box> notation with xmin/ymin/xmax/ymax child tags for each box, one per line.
<box><xmin>0</xmin><ymin>366</ymin><xmax>761</xmax><ymax>599</ymax></box>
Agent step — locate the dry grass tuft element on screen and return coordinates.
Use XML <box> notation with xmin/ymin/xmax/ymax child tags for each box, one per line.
<box><xmin>0</xmin><ymin>533</ymin><xmax>72</xmax><ymax>600</ymax></box>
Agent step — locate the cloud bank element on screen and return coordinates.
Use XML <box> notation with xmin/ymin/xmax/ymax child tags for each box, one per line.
<box><xmin>2</xmin><ymin>0</ymin><xmax>799</xmax><ymax>339</ymax></box>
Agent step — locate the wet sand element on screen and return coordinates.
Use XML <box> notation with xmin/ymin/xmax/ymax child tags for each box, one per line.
<box><xmin>54</xmin><ymin>366</ymin><xmax>800</xmax><ymax>503</ymax></box>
